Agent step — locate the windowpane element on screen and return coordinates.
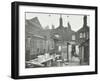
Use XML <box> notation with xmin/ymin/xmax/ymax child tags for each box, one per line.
<box><xmin>83</xmin><ymin>32</ymin><xmax>85</xmax><ymax>38</ymax></box>
<box><xmin>80</xmin><ymin>33</ymin><xmax>82</xmax><ymax>38</ymax></box>
<box><xmin>87</xmin><ymin>32</ymin><xmax>89</xmax><ymax>39</ymax></box>
<box><xmin>72</xmin><ymin>35</ymin><xmax>75</xmax><ymax>40</ymax></box>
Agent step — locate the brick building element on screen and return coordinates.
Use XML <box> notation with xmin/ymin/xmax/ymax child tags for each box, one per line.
<box><xmin>76</xmin><ymin>16</ymin><xmax>89</xmax><ymax>65</ymax></box>
<box><xmin>51</xmin><ymin>15</ymin><xmax>76</xmax><ymax>61</ymax></box>
<box><xmin>25</xmin><ymin>17</ymin><xmax>54</xmax><ymax>61</ymax></box>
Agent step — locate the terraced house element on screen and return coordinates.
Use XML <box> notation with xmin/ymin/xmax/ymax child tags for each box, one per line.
<box><xmin>25</xmin><ymin>17</ymin><xmax>54</xmax><ymax>61</ymax></box>
<box><xmin>76</xmin><ymin>15</ymin><xmax>89</xmax><ymax>65</ymax></box>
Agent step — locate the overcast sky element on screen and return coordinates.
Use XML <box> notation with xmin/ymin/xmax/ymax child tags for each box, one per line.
<box><xmin>25</xmin><ymin>12</ymin><xmax>90</xmax><ymax>31</ymax></box>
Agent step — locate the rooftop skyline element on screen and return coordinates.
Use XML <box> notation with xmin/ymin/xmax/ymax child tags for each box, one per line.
<box><xmin>25</xmin><ymin>12</ymin><xmax>90</xmax><ymax>31</ymax></box>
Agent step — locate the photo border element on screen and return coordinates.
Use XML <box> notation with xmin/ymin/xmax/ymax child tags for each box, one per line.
<box><xmin>11</xmin><ymin>1</ymin><xmax>98</xmax><ymax>79</ymax></box>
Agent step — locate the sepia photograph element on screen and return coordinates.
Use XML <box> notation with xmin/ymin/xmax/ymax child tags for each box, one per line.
<box><xmin>25</xmin><ymin>12</ymin><xmax>90</xmax><ymax>68</ymax></box>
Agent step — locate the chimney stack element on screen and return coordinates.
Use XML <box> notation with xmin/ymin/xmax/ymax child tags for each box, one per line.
<box><xmin>59</xmin><ymin>14</ymin><xmax>63</xmax><ymax>27</ymax></box>
<box><xmin>83</xmin><ymin>15</ymin><xmax>87</xmax><ymax>27</ymax></box>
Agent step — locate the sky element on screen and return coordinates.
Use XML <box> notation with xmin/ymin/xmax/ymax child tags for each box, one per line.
<box><xmin>25</xmin><ymin>12</ymin><xmax>90</xmax><ymax>31</ymax></box>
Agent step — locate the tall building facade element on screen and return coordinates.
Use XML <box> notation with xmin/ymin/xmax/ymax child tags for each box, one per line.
<box><xmin>25</xmin><ymin>17</ymin><xmax>54</xmax><ymax>61</ymax></box>
<box><xmin>51</xmin><ymin>15</ymin><xmax>76</xmax><ymax>61</ymax></box>
<box><xmin>76</xmin><ymin>16</ymin><xmax>89</xmax><ymax>65</ymax></box>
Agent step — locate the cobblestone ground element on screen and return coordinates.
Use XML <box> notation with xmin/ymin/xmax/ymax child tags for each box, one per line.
<box><xmin>56</xmin><ymin>56</ymin><xmax>80</xmax><ymax>67</ymax></box>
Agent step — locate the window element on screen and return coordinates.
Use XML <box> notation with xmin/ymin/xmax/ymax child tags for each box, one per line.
<box><xmin>86</xmin><ymin>32</ymin><xmax>89</xmax><ymax>39</ymax></box>
<box><xmin>58</xmin><ymin>46</ymin><xmax>61</xmax><ymax>52</ymax></box>
<box><xmin>72</xmin><ymin>35</ymin><xmax>75</xmax><ymax>40</ymax></box>
<box><xmin>80</xmin><ymin>33</ymin><xmax>83</xmax><ymax>38</ymax></box>
<box><xmin>55</xmin><ymin>34</ymin><xmax>59</xmax><ymax>38</ymax></box>
<box><xmin>27</xmin><ymin>37</ymin><xmax>31</xmax><ymax>48</ymax></box>
<box><xmin>83</xmin><ymin>32</ymin><xmax>85</xmax><ymax>38</ymax></box>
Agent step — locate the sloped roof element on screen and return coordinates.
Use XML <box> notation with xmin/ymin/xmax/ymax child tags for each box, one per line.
<box><xmin>77</xmin><ymin>26</ymin><xmax>89</xmax><ymax>33</ymax></box>
<box><xmin>25</xmin><ymin>17</ymin><xmax>45</xmax><ymax>37</ymax></box>
<box><xmin>25</xmin><ymin>17</ymin><xmax>52</xmax><ymax>39</ymax></box>
<box><xmin>26</xmin><ymin>17</ymin><xmax>43</xmax><ymax>29</ymax></box>
<box><xmin>52</xmin><ymin>25</ymin><xmax>75</xmax><ymax>41</ymax></box>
